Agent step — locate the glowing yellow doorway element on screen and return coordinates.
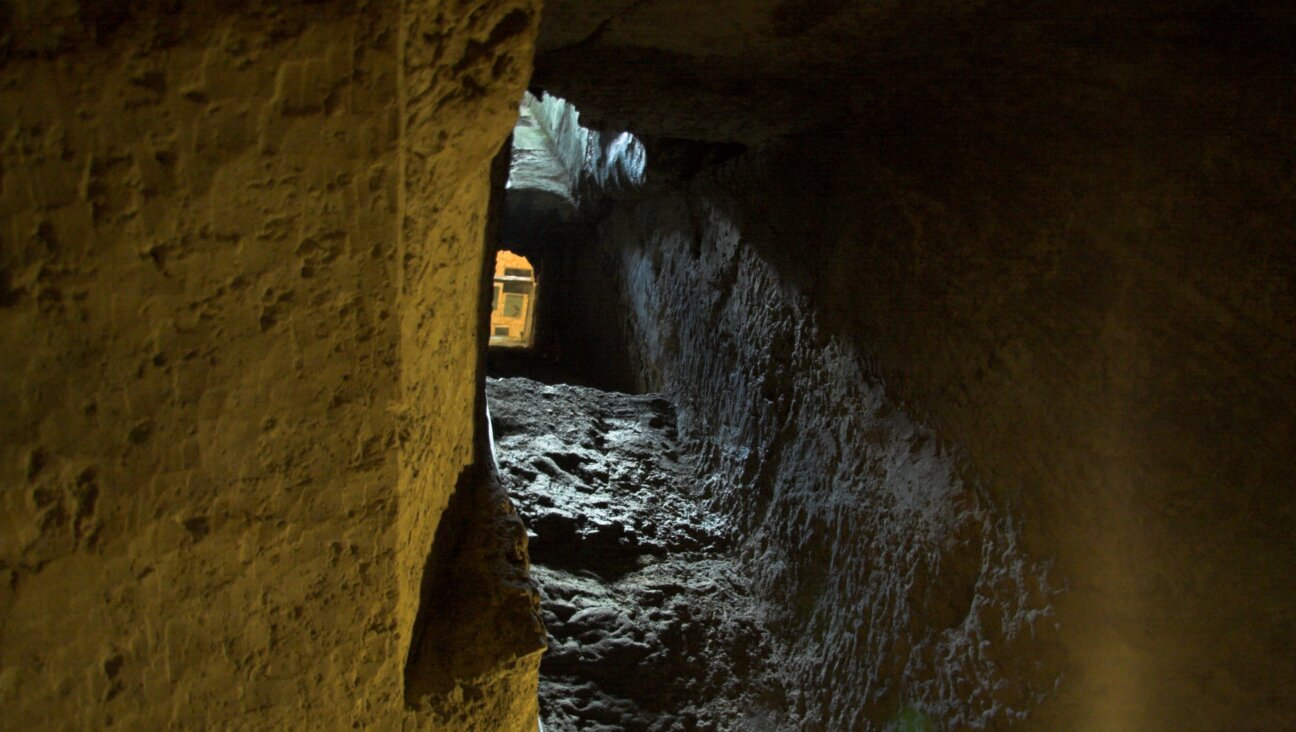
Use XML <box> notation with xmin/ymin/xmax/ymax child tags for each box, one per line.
<box><xmin>490</xmin><ymin>250</ymin><xmax>537</xmax><ymax>348</ymax></box>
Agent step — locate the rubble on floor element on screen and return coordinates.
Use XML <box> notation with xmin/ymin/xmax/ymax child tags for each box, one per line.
<box><xmin>488</xmin><ymin>377</ymin><xmax>784</xmax><ymax>731</ymax></box>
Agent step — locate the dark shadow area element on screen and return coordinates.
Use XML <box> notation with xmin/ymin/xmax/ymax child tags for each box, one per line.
<box><xmin>403</xmin><ymin>462</ymin><xmax>545</xmax><ymax>707</ymax></box>
<box><xmin>404</xmin><ymin>134</ymin><xmax>547</xmax><ymax>714</ymax></box>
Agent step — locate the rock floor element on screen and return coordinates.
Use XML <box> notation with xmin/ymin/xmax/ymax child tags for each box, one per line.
<box><xmin>487</xmin><ymin>377</ymin><xmax>779</xmax><ymax>732</ymax></box>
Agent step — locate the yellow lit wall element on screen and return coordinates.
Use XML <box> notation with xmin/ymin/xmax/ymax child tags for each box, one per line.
<box><xmin>490</xmin><ymin>250</ymin><xmax>537</xmax><ymax>347</ymax></box>
<box><xmin>0</xmin><ymin>2</ymin><xmax>544</xmax><ymax>730</ymax></box>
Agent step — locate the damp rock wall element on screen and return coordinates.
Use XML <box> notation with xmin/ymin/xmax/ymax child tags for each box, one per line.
<box><xmin>580</xmin><ymin>40</ymin><xmax>1296</xmax><ymax>730</ymax></box>
<box><xmin>591</xmin><ymin>186</ymin><xmax>1058</xmax><ymax>730</ymax></box>
<box><xmin>0</xmin><ymin>0</ymin><xmax>543</xmax><ymax>729</ymax></box>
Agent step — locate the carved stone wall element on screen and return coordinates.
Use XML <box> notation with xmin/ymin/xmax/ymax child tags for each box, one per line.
<box><xmin>0</xmin><ymin>1</ymin><xmax>543</xmax><ymax>729</ymax></box>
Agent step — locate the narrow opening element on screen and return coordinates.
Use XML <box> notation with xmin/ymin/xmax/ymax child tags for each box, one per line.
<box><xmin>487</xmin><ymin>90</ymin><xmax>646</xmax><ymax>391</ymax></box>
<box><xmin>489</xmin><ymin>249</ymin><xmax>538</xmax><ymax>348</ymax></box>
<box><xmin>485</xmin><ymin>90</ymin><xmax>763</xmax><ymax>730</ymax></box>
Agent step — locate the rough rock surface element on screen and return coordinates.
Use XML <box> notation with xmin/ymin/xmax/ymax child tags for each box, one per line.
<box><xmin>534</xmin><ymin>0</ymin><xmax>1296</xmax><ymax>147</ymax></box>
<box><xmin>566</xmin><ymin>59</ymin><xmax>1296</xmax><ymax>724</ymax></box>
<box><xmin>488</xmin><ymin>377</ymin><xmax>784</xmax><ymax>731</ymax></box>
<box><xmin>508</xmin><ymin>92</ymin><xmax>583</xmax><ymax>222</ymax></box>
<box><xmin>578</xmin><ymin>191</ymin><xmax>1059</xmax><ymax>731</ymax></box>
<box><xmin>0</xmin><ymin>1</ymin><xmax>545</xmax><ymax>729</ymax></box>
<box><xmin>529</xmin><ymin>2</ymin><xmax>1296</xmax><ymax>728</ymax></box>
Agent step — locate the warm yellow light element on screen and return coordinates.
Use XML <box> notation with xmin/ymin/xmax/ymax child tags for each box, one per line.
<box><xmin>490</xmin><ymin>250</ymin><xmax>537</xmax><ymax>348</ymax></box>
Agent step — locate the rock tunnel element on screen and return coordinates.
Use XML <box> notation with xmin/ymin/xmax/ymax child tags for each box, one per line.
<box><xmin>1</xmin><ymin>1</ymin><xmax>1294</xmax><ymax>730</ymax></box>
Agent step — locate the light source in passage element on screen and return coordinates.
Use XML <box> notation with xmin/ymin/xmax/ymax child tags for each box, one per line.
<box><xmin>490</xmin><ymin>249</ymin><xmax>537</xmax><ymax>348</ymax></box>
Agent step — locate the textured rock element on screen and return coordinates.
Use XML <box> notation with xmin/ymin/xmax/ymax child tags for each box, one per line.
<box><xmin>490</xmin><ymin>377</ymin><xmax>721</xmax><ymax>565</ymax></box>
<box><xmin>509</xmin><ymin>92</ymin><xmax>584</xmax><ymax>210</ymax></box>
<box><xmin>530</xmin><ymin>2</ymin><xmax>1296</xmax><ymax>728</ymax></box>
<box><xmin>488</xmin><ymin>377</ymin><xmax>782</xmax><ymax>730</ymax></box>
<box><xmin>505</xmin><ymin>91</ymin><xmax>645</xmax><ymax>230</ymax></box>
<box><xmin>581</xmin><ymin>191</ymin><xmax>1058</xmax><ymax>730</ymax></box>
<box><xmin>534</xmin><ymin>0</ymin><xmax>1296</xmax><ymax>146</ymax></box>
<box><xmin>4</xmin><ymin>0</ymin><xmax>1293</xmax><ymax>729</ymax></box>
<box><xmin>0</xmin><ymin>1</ymin><xmax>544</xmax><ymax>729</ymax></box>
<box><xmin>534</xmin><ymin>559</ymin><xmax>777</xmax><ymax>732</ymax></box>
<box><xmin>0</xmin><ymin>5</ymin><xmax>405</xmax><ymax>727</ymax></box>
<box><xmin>396</xmin><ymin>0</ymin><xmax>547</xmax><ymax>727</ymax></box>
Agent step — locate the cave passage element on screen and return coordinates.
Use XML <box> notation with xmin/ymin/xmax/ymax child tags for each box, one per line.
<box><xmin>482</xmin><ymin>84</ymin><xmax>1068</xmax><ymax>731</ymax></box>
<box><xmin>486</xmin><ymin>92</ymin><xmax>767</xmax><ymax>728</ymax></box>
<box><xmin>488</xmin><ymin>90</ymin><xmax>647</xmax><ymax>392</ymax></box>
<box><xmin>5</xmin><ymin>3</ymin><xmax>1293</xmax><ymax>731</ymax></box>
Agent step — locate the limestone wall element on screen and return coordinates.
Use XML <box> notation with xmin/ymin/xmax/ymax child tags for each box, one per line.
<box><xmin>0</xmin><ymin>0</ymin><xmax>542</xmax><ymax>729</ymax></box>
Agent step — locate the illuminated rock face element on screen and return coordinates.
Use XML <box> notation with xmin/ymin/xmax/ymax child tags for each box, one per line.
<box><xmin>0</xmin><ymin>1</ymin><xmax>543</xmax><ymax>730</ymax></box>
<box><xmin>586</xmin><ymin>189</ymin><xmax>1058</xmax><ymax>730</ymax></box>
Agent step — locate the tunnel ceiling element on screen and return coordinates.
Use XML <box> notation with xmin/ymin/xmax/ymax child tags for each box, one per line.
<box><xmin>533</xmin><ymin>0</ymin><xmax>1296</xmax><ymax>145</ymax></box>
